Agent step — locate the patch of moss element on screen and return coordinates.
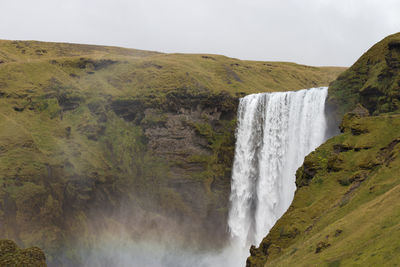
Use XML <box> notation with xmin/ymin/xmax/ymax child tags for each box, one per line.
<box><xmin>0</xmin><ymin>239</ymin><xmax>46</xmax><ymax>266</ymax></box>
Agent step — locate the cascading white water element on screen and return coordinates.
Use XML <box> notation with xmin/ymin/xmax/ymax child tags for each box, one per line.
<box><xmin>81</xmin><ymin>87</ymin><xmax>330</xmax><ymax>267</ymax></box>
<box><xmin>228</xmin><ymin>87</ymin><xmax>329</xmax><ymax>247</ymax></box>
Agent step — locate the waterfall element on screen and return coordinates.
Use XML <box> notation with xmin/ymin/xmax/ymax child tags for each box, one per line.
<box><xmin>228</xmin><ymin>87</ymin><xmax>328</xmax><ymax>247</ymax></box>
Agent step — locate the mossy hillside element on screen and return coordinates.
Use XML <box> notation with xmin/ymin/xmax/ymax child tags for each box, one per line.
<box><xmin>0</xmin><ymin>40</ymin><xmax>343</xmax><ymax>264</ymax></box>
<box><xmin>0</xmin><ymin>239</ymin><xmax>46</xmax><ymax>266</ymax></box>
<box><xmin>247</xmin><ymin>113</ymin><xmax>400</xmax><ymax>267</ymax></box>
<box><xmin>327</xmin><ymin>32</ymin><xmax>400</xmax><ymax>123</ymax></box>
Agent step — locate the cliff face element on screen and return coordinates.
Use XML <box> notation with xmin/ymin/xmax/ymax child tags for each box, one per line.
<box><xmin>0</xmin><ymin>40</ymin><xmax>344</xmax><ymax>265</ymax></box>
<box><xmin>247</xmin><ymin>32</ymin><xmax>400</xmax><ymax>267</ymax></box>
<box><xmin>108</xmin><ymin>89</ymin><xmax>238</xmax><ymax>247</ymax></box>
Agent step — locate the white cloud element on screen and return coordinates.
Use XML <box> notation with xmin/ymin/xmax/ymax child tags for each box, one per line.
<box><xmin>0</xmin><ymin>0</ymin><xmax>399</xmax><ymax>66</ymax></box>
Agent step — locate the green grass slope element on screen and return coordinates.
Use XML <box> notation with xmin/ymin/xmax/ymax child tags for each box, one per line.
<box><xmin>247</xmin><ymin>33</ymin><xmax>400</xmax><ymax>267</ymax></box>
<box><xmin>0</xmin><ymin>40</ymin><xmax>343</xmax><ymax>265</ymax></box>
<box><xmin>248</xmin><ymin>113</ymin><xmax>400</xmax><ymax>267</ymax></box>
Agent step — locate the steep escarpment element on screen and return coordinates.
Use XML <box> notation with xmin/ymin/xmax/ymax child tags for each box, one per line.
<box><xmin>0</xmin><ymin>40</ymin><xmax>344</xmax><ymax>265</ymax></box>
<box><xmin>247</xmin><ymin>33</ymin><xmax>400</xmax><ymax>267</ymax></box>
<box><xmin>108</xmin><ymin>89</ymin><xmax>239</xmax><ymax>245</ymax></box>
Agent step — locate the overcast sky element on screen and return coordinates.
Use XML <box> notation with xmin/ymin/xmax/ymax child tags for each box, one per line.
<box><xmin>0</xmin><ymin>0</ymin><xmax>399</xmax><ymax>66</ymax></box>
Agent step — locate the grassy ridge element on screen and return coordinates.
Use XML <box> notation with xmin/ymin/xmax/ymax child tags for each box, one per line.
<box><xmin>0</xmin><ymin>39</ymin><xmax>344</xmax><ymax>98</ymax></box>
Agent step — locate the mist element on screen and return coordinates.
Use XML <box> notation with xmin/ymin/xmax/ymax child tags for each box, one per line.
<box><xmin>79</xmin><ymin>232</ymin><xmax>248</xmax><ymax>267</ymax></box>
<box><xmin>54</xmin><ymin>197</ymin><xmax>249</xmax><ymax>267</ymax></box>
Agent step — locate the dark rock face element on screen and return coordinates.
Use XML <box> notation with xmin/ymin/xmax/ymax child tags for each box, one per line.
<box><xmin>62</xmin><ymin>58</ymin><xmax>118</xmax><ymax>70</ymax></box>
<box><xmin>143</xmin><ymin>97</ymin><xmax>236</xmax><ymax>157</ymax></box>
<box><xmin>296</xmin><ymin>156</ymin><xmax>319</xmax><ymax>187</ymax></box>
<box><xmin>57</xmin><ymin>93</ymin><xmax>82</xmax><ymax>111</ymax></box>
<box><xmin>377</xmin><ymin>137</ymin><xmax>400</xmax><ymax>166</ymax></box>
<box><xmin>387</xmin><ymin>40</ymin><xmax>400</xmax><ymax>68</ymax></box>
<box><xmin>143</xmin><ymin>108</ymin><xmax>212</xmax><ymax>159</ymax></box>
<box><xmin>111</xmin><ymin>91</ymin><xmax>238</xmax><ymax>166</ymax></box>
<box><xmin>359</xmin><ymin>86</ymin><xmax>385</xmax><ymax>112</ymax></box>
<box><xmin>110</xmin><ymin>99</ymin><xmax>145</xmax><ymax>124</ymax></box>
